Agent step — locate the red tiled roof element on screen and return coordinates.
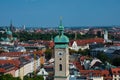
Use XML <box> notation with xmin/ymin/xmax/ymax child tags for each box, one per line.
<box><xmin>0</xmin><ymin>60</ymin><xmax>19</xmax><ymax>73</ymax></box>
<box><xmin>111</xmin><ymin>67</ymin><xmax>120</xmax><ymax>75</ymax></box>
<box><xmin>0</xmin><ymin>60</ymin><xmax>20</xmax><ymax>67</ymax></box>
<box><xmin>49</xmin><ymin>41</ymin><xmax>54</xmax><ymax>48</ymax></box>
<box><xmin>80</xmin><ymin>56</ymin><xmax>90</xmax><ymax>61</ymax></box>
<box><xmin>18</xmin><ymin>43</ymin><xmax>38</xmax><ymax>47</ymax></box>
<box><xmin>113</xmin><ymin>43</ymin><xmax>120</xmax><ymax>46</ymax></box>
<box><xmin>0</xmin><ymin>68</ymin><xmax>5</xmax><ymax>73</ymax></box>
<box><xmin>80</xmin><ymin>56</ymin><xmax>85</xmax><ymax>61</ymax></box>
<box><xmin>70</xmin><ymin>38</ymin><xmax>104</xmax><ymax>46</ymax></box>
<box><xmin>79</xmin><ymin>70</ymin><xmax>102</xmax><ymax>77</ymax></box>
<box><xmin>101</xmin><ymin>70</ymin><xmax>112</xmax><ymax>79</ymax></box>
<box><xmin>44</xmin><ymin>66</ymin><xmax>54</xmax><ymax>68</ymax></box>
<box><xmin>24</xmin><ymin>56</ymin><xmax>31</xmax><ymax>60</ymax></box>
<box><xmin>73</xmin><ymin>61</ymin><xmax>84</xmax><ymax>70</ymax></box>
<box><xmin>101</xmin><ymin>70</ymin><xmax>109</xmax><ymax>75</ymax></box>
<box><xmin>33</xmin><ymin>50</ymin><xmax>44</xmax><ymax>56</ymax></box>
<box><xmin>0</xmin><ymin>52</ymin><xmax>23</xmax><ymax>57</ymax></box>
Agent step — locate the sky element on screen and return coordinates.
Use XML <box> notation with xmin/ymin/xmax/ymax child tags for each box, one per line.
<box><xmin>0</xmin><ymin>0</ymin><xmax>120</xmax><ymax>27</ymax></box>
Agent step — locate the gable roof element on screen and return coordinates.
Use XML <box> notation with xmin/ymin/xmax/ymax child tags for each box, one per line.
<box><xmin>70</xmin><ymin>38</ymin><xmax>104</xmax><ymax>46</ymax></box>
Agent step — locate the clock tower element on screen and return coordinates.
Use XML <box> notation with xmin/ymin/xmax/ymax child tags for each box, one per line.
<box><xmin>54</xmin><ymin>19</ymin><xmax>69</xmax><ymax>80</ymax></box>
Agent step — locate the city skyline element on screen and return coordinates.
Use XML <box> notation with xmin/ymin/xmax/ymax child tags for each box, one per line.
<box><xmin>0</xmin><ymin>0</ymin><xmax>120</xmax><ymax>27</ymax></box>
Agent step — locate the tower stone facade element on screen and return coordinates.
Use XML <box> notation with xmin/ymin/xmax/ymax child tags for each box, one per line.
<box><xmin>54</xmin><ymin>19</ymin><xmax>69</xmax><ymax>80</ymax></box>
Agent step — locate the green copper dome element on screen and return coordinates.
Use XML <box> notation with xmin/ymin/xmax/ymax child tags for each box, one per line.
<box><xmin>54</xmin><ymin>18</ymin><xmax>69</xmax><ymax>48</ymax></box>
<box><xmin>7</xmin><ymin>31</ymin><xmax>12</xmax><ymax>35</ymax></box>
<box><xmin>54</xmin><ymin>35</ymin><xmax>69</xmax><ymax>43</ymax></box>
<box><xmin>5</xmin><ymin>38</ymin><xmax>10</xmax><ymax>42</ymax></box>
<box><xmin>6</xmin><ymin>28</ymin><xmax>12</xmax><ymax>35</ymax></box>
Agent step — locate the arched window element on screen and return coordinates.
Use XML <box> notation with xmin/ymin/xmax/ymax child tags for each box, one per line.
<box><xmin>59</xmin><ymin>64</ymin><xmax>62</xmax><ymax>71</ymax></box>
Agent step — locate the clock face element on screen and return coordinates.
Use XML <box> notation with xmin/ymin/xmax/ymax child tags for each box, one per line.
<box><xmin>58</xmin><ymin>51</ymin><xmax>63</xmax><ymax>56</ymax></box>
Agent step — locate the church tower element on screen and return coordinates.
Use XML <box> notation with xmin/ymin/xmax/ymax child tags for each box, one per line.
<box><xmin>54</xmin><ymin>19</ymin><xmax>69</xmax><ymax>80</ymax></box>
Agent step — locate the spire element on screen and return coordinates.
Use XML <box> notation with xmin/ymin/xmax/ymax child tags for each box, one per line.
<box><xmin>10</xmin><ymin>20</ymin><xmax>13</xmax><ymax>27</ymax></box>
<box><xmin>60</xmin><ymin>16</ymin><xmax>62</xmax><ymax>26</ymax></box>
<box><xmin>58</xmin><ymin>16</ymin><xmax>64</xmax><ymax>36</ymax></box>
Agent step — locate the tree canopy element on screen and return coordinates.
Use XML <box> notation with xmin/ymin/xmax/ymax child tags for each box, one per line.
<box><xmin>11</xmin><ymin>31</ymin><xmax>97</xmax><ymax>41</ymax></box>
<box><xmin>44</xmin><ymin>49</ymin><xmax>52</xmax><ymax>61</ymax></box>
<box><xmin>112</xmin><ymin>58</ymin><xmax>120</xmax><ymax>66</ymax></box>
<box><xmin>96</xmin><ymin>53</ymin><xmax>111</xmax><ymax>63</ymax></box>
<box><xmin>23</xmin><ymin>75</ymin><xmax>44</xmax><ymax>80</ymax></box>
<box><xmin>0</xmin><ymin>74</ymin><xmax>21</xmax><ymax>80</ymax></box>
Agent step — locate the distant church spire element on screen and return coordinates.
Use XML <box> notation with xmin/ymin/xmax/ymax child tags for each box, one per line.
<box><xmin>10</xmin><ymin>20</ymin><xmax>15</xmax><ymax>32</ymax></box>
<box><xmin>10</xmin><ymin>20</ymin><xmax>13</xmax><ymax>27</ymax></box>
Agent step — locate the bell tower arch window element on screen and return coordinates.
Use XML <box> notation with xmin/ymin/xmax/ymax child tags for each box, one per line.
<box><xmin>59</xmin><ymin>64</ymin><xmax>62</xmax><ymax>71</ymax></box>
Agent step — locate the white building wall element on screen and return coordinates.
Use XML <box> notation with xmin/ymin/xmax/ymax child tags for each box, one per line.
<box><xmin>104</xmin><ymin>30</ymin><xmax>108</xmax><ymax>42</ymax></box>
<box><xmin>24</xmin><ymin>62</ymin><xmax>32</xmax><ymax>76</ymax></box>
<box><xmin>30</xmin><ymin>61</ymin><xmax>34</xmax><ymax>73</ymax></box>
<box><xmin>15</xmin><ymin>69</ymin><xmax>19</xmax><ymax>77</ymax></box>
<box><xmin>14</xmin><ymin>57</ymin><xmax>40</xmax><ymax>79</ymax></box>
<box><xmin>36</xmin><ymin>58</ymin><xmax>40</xmax><ymax>68</ymax></box>
<box><xmin>89</xmin><ymin>77</ymin><xmax>103</xmax><ymax>80</ymax></box>
<box><xmin>113</xmin><ymin>75</ymin><xmax>120</xmax><ymax>80</ymax></box>
<box><xmin>79</xmin><ymin>44</ymin><xmax>89</xmax><ymax>50</ymax></box>
<box><xmin>70</xmin><ymin>44</ymin><xmax>89</xmax><ymax>51</ymax></box>
<box><xmin>83</xmin><ymin>60</ymin><xmax>90</xmax><ymax>70</ymax></box>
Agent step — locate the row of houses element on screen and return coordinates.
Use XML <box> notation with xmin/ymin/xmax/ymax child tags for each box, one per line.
<box><xmin>69</xmin><ymin>38</ymin><xmax>104</xmax><ymax>51</ymax></box>
<box><xmin>0</xmin><ymin>51</ymin><xmax>44</xmax><ymax>80</ymax></box>
<box><xmin>72</xmin><ymin>56</ymin><xmax>120</xmax><ymax>80</ymax></box>
<box><xmin>90</xmin><ymin>46</ymin><xmax>120</xmax><ymax>59</ymax></box>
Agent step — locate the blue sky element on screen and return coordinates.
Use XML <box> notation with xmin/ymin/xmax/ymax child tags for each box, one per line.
<box><xmin>0</xmin><ymin>0</ymin><xmax>120</xmax><ymax>27</ymax></box>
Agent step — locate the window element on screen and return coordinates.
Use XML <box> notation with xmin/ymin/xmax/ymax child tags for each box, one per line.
<box><xmin>118</xmin><ymin>71</ymin><xmax>120</xmax><ymax>73</ymax></box>
<box><xmin>103</xmin><ymin>74</ymin><xmax>106</xmax><ymax>77</ymax></box>
<box><xmin>59</xmin><ymin>58</ymin><xmax>62</xmax><ymax>60</ymax></box>
<box><xmin>59</xmin><ymin>64</ymin><xmax>62</xmax><ymax>71</ymax></box>
<box><xmin>42</xmin><ymin>71</ymin><xmax>44</xmax><ymax>75</ymax></box>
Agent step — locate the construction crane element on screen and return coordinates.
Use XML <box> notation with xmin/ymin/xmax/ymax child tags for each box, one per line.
<box><xmin>34</xmin><ymin>51</ymin><xmax>37</xmax><ymax>77</ymax></box>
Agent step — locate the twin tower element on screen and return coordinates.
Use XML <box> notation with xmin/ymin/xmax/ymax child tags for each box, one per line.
<box><xmin>54</xmin><ymin>19</ymin><xmax>69</xmax><ymax>80</ymax></box>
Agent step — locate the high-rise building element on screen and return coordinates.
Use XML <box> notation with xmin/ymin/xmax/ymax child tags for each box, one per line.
<box><xmin>104</xmin><ymin>30</ymin><xmax>108</xmax><ymax>42</ymax></box>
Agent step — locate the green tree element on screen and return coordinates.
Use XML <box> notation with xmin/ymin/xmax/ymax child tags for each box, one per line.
<box><xmin>69</xmin><ymin>49</ymin><xmax>77</xmax><ymax>55</ymax></box>
<box><xmin>96</xmin><ymin>53</ymin><xmax>111</xmax><ymax>63</ymax></box>
<box><xmin>0</xmin><ymin>74</ymin><xmax>21</xmax><ymax>80</ymax></box>
<box><xmin>97</xmin><ymin>31</ymin><xmax>102</xmax><ymax>37</ymax></box>
<box><xmin>112</xmin><ymin>58</ymin><xmax>120</xmax><ymax>66</ymax></box>
<box><xmin>12</xmin><ymin>31</ymin><xmax>97</xmax><ymax>41</ymax></box>
<box><xmin>77</xmin><ymin>49</ymin><xmax>90</xmax><ymax>56</ymax></box>
<box><xmin>24</xmin><ymin>75</ymin><xmax>44</xmax><ymax>80</ymax></box>
<box><xmin>45</xmin><ymin>49</ymin><xmax>52</xmax><ymax>61</ymax></box>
